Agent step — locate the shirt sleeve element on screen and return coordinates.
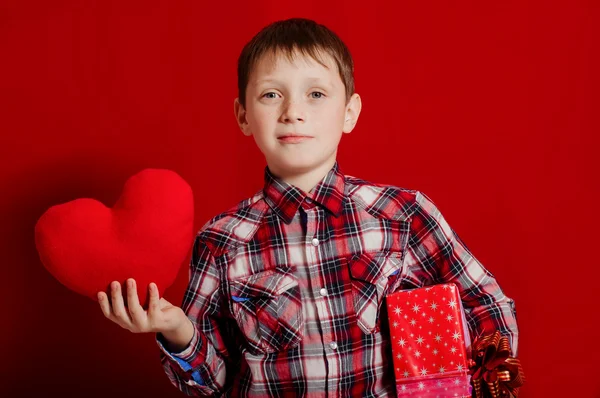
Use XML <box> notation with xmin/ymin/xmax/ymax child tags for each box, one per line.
<box><xmin>402</xmin><ymin>191</ymin><xmax>519</xmax><ymax>356</ymax></box>
<box><xmin>155</xmin><ymin>235</ymin><xmax>231</xmax><ymax>396</ymax></box>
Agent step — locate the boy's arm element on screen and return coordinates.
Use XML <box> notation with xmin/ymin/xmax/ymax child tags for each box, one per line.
<box><xmin>400</xmin><ymin>191</ymin><xmax>519</xmax><ymax>356</ymax></box>
<box><xmin>155</xmin><ymin>235</ymin><xmax>230</xmax><ymax>396</ymax></box>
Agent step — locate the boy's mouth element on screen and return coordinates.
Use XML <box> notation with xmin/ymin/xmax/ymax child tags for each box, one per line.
<box><xmin>277</xmin><ymin>134</ymin><xmax>312</xmax><ymax>143</ymax></box>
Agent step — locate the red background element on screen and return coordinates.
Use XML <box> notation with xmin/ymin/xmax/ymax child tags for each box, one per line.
<box><xmin>1</xmin><ymin>1</ymin><xmax>597</xmax><ymax>397</ymax></box>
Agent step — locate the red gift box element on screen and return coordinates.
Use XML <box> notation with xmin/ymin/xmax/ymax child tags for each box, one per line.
<box><xmin>386</xmin><ymin>284</ymin><xmax>472</xmax><ymax>397</ymax></box>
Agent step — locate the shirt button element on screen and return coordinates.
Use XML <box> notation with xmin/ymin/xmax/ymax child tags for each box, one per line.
<box><xmin>319</xmin><ymin>288</ymin><xmax>328</xmax><ymax>296</ymax></box>
<box><xmin>329</xmin><ymin>341</ymin><xmax>338</xmax><ymax>350</ymax></box>
<box><xmin>311</xmin><ymin>238</ymin><xmax>319</xmax><ymax>246</ymax></box>
<box><xmin>305</xmin><ymin>198</ymin><xmax>313</xmax><ymax>204</ymax></box>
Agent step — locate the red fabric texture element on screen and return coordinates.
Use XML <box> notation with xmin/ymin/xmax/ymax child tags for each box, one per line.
<box><xmin>34</xmin><ymin>169</ymin><xmax>194</xmax><ymax>307</ymax></box>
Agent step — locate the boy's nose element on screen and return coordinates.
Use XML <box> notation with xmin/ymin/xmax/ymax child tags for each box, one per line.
<box><xmin>283</xmin><ymin>115</ymin><xmax>304</xmax><ymax>123</ymax></box>
<box><xmin>281</xmin><ymin>101</ymin><xmax>305</xmax><ymax>123</ymax></box>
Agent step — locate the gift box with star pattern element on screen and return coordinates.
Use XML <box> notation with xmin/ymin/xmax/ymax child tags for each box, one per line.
<box><xmin>386</xmin><ymin>283</ymin><xmax>473</xmax><ymax>397</ymax></box>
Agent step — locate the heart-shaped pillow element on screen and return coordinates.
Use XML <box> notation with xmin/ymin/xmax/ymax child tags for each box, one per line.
<box><xmin>34</xmin><ymin>169</ymin><xmax>194</xmax><ymax>307</ymax></box>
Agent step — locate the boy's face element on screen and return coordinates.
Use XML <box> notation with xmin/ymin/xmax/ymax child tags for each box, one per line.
<box><xmin>234</xmin><ymin>49</ymin><xmax>361</xmax><ymax>180</ymax></box>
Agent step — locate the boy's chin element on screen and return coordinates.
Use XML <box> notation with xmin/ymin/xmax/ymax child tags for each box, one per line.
<box><xmin>270</xmin><ymin>158</ymin><xmax>325</xmax><ymax>174</ymax></box>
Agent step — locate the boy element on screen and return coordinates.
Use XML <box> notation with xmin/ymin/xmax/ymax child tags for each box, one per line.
<box><xmin>98</xmin><ymin>18</ymin><xmax>518</xmax><ymax>397</ymax></box>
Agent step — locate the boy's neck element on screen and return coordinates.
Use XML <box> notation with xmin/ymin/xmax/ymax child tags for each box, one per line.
<box><xmin>269</xmin><ymin>158</ymin><xmax>337</xmax><ymax>194</ymax></box>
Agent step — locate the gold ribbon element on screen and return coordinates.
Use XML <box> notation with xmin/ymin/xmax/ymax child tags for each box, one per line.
<box><xmin>469</xmin><ymin>330</ymin><xmax>525</xmax><ymax>398</ymax></box>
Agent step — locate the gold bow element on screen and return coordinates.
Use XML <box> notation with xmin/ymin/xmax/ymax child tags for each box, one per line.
<box><xmin>469</xmin><ymin>331</ymin><xmax>525</xmax><ymax>398</ymax></box>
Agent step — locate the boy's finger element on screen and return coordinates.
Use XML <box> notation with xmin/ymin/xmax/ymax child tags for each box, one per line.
<box><xmin>98</xmin><ymin>292</ymin><xmax>112</xmax><ymax>319</ymax></box>
<box><xmin>147</xmin><ymin>283</ymin><xmax>160</xmax><ymax>317</ymax></box>
<box><xmin>126</xmin><ymin>279</ymin><xmax>144</xmax><ymax>325</ymax></box>
<box><xmin>110</xmin><ymin>281</ymin><xmax>133</xmax><ymax>327</ymax></box>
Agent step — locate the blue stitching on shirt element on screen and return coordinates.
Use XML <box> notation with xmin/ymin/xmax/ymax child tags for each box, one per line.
<box><xmin>232</xmin><ymin>295</ymin><xmax>250</xmax><ymax>302</ymax></box>
<box><xmin>173</xmin><ymin>356</ymin><xmax>192</xmax><ymax>371</ymax></box>
<box><xmin>390</xmin><ymin>269</ymin><xmax>400</xmax><ymax>275</ymax></box>
<box><xmin>173</xmin><ymin>356</ymin><xmax>205</xmax><ymax>385</ymax></box>
<box><xmin>190</xmin><ymin>370</ymin><xmax>204</xmax><ymax>385</ymax></box>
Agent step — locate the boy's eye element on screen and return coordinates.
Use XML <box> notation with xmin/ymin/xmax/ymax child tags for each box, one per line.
<box><xmin>261</xmin><ymin>92</ymin><xmax>325</xmax><ymax>100</ymax></box>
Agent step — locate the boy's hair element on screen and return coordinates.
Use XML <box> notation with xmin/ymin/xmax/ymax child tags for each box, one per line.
<box><xmin>237</xmin><ymin>18</ymin><xmax>355</xmax><ymax>109</ymax></box>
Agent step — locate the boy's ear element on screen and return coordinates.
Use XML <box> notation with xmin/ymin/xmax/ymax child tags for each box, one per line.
<box><xmin>343</xmin><ymin>93</ymin><xmax>362</xmax><ymax>134</ymax></box>
<box><xmin>234</xmin><ymin>98</ymin><xmax>252</xmax><ymax>136</ymax></box>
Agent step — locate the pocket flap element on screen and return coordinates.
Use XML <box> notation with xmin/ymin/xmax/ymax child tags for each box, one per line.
<box><xmin>230</xmin><ymin>269</ymin><xmax>299</xmax><ymax>300</ymax></box>
<box><xmin>349</xmin><ymin>251</ymin><xmax>402</xmax><ymax>283</ymax></box>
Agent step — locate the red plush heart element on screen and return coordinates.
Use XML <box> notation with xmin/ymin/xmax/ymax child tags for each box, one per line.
<box><xmin>34</xmin><ymin>169</ymin><xmax>194</xmax><ymax>307</ymax></box>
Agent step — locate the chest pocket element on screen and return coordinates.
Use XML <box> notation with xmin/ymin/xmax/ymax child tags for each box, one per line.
<box><xmin>229</xmin><ymin>268</ymin><xmax>303</xmax><ymax>354</ymax></box>
<box><xmin>348</xmin><ymin>251</ymin><xmax>402</xmax><ymax>334</ymax></box>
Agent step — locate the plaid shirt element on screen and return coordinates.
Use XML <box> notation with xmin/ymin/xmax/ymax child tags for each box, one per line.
<box><xmin>155</xmin><ymin>162</ymin><xmax>518</xmax><ymax>397</ymax></box>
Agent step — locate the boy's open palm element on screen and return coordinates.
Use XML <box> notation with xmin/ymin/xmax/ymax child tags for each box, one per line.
<box><xmin>98</xmin><ymin>279</ymin><xmax>184</xmax><ymax>334</ymax></box>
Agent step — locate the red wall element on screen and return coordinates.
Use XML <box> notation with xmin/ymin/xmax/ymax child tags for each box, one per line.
<box><xmin>1</xmin><ymin>1</ymin><xmax>597</xmax><ymax>397</ymax></box>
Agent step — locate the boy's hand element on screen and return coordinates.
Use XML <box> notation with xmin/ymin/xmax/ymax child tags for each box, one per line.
<box><xmin>98</xmin><ymin>279</ymin><xmax>185</xmax><ymax>334</ymax></box>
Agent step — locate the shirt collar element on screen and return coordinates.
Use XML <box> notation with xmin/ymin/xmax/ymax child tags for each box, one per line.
<box><xmin>263</xmin><ymin>162</ymin><xmax>346</xmax><ymax>224</ymax></box>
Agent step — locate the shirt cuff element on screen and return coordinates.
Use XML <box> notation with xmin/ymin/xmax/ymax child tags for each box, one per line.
<box><xmin>156</xmin><ymin>325</ymin><xmax>205</xmax><ymax>385</ymax></box>
<box><xmin>157</xmin><ymin>323</ymin><xmax>199</xmax><ymax>360</ymax></box>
